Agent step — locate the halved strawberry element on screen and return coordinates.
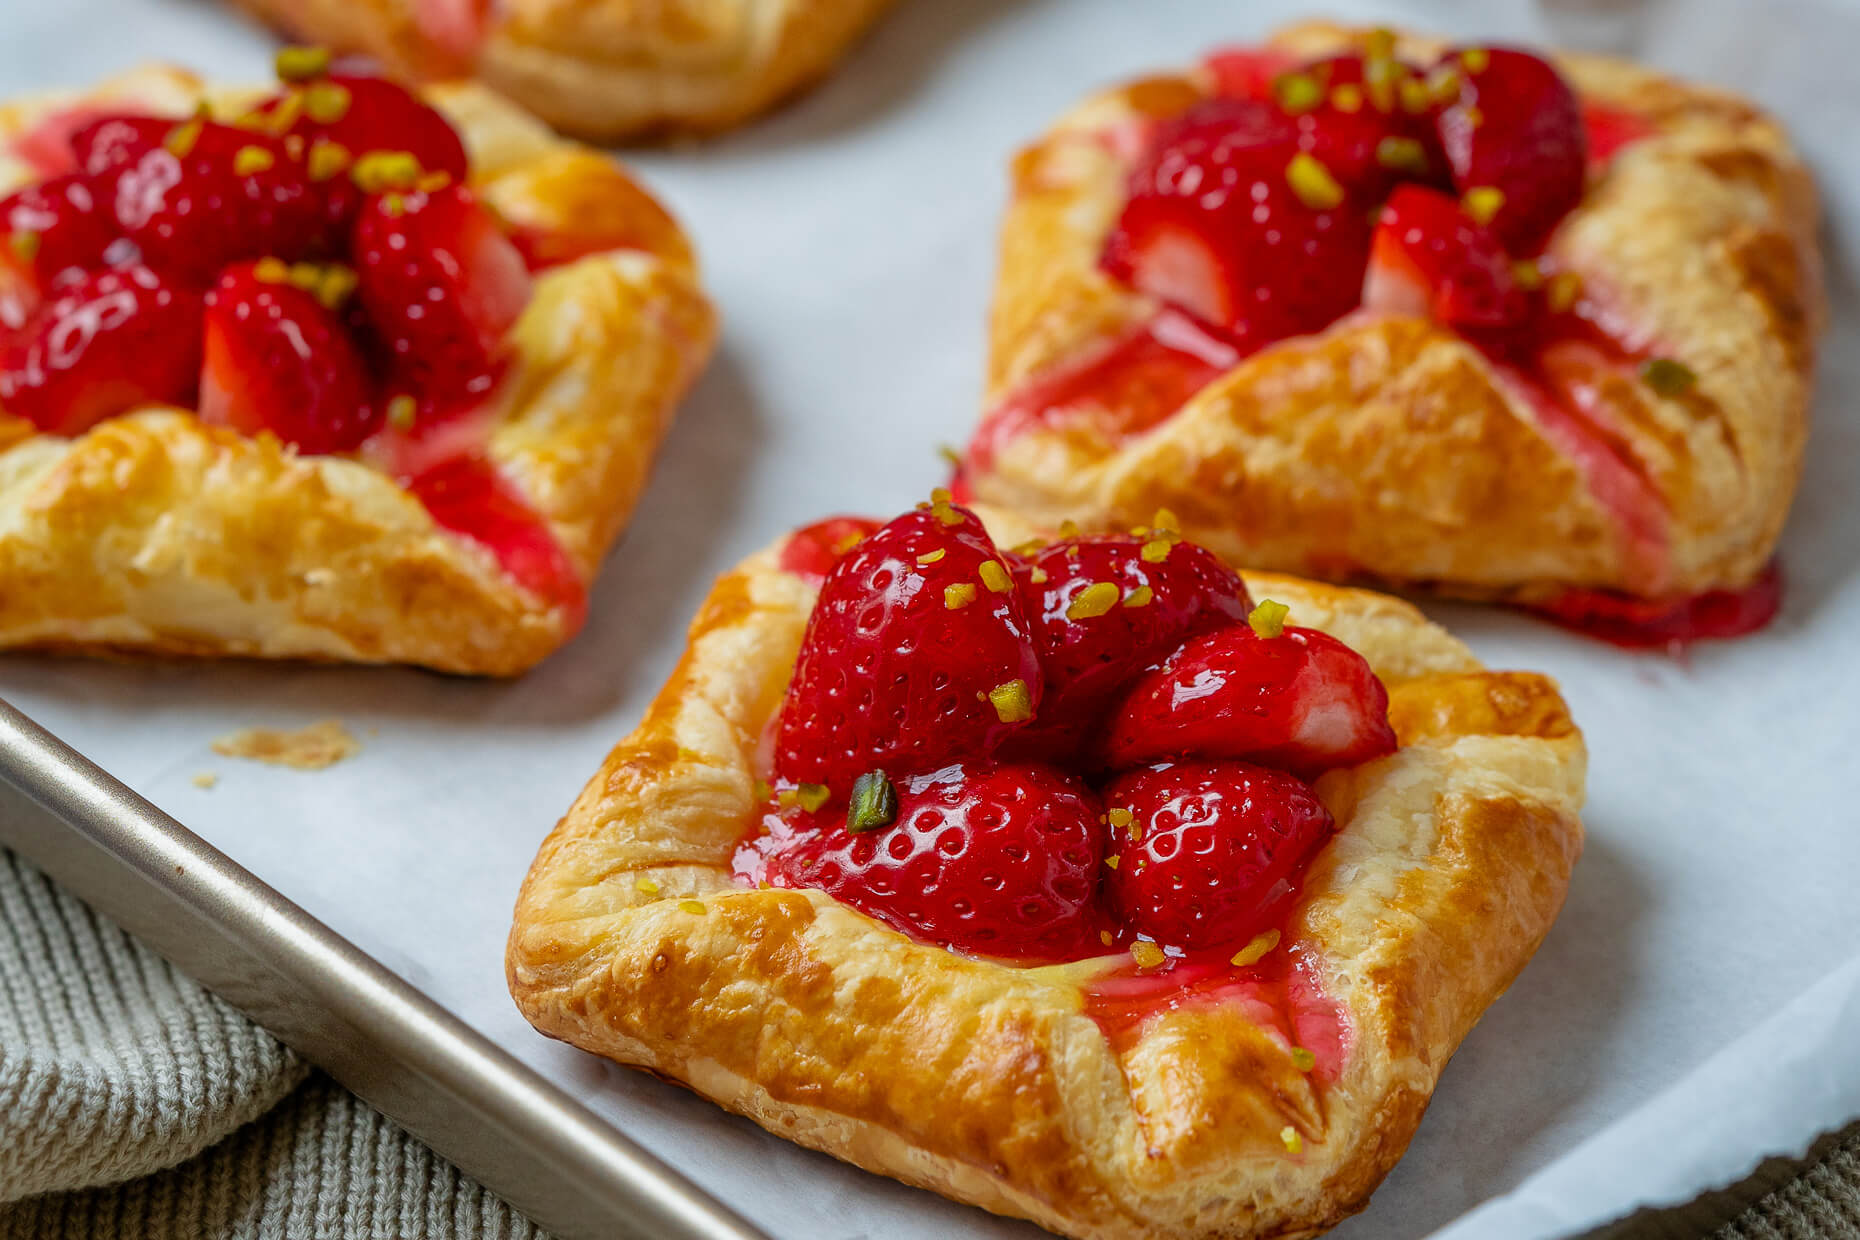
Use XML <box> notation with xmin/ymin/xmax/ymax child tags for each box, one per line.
<box><xmin>1279</xmin><ymin>54</ymin><xmax>1441</xmax><ymax>200</ymax></box>
<box><xmin>0</xmin><ymin>264</ymin><xmax>203</xmax><ymax>435</ymax></box>
<box><xmin>274</xmin><ymin>74</ymin><xmax>469</xmax><ymax>184</ymax></box>
<box><xmin>1432</xmin><ymin>47</ymin><xmax>1586</xmax><ymax>251</ymax></box>
<box><xmin>1101</xmin><ymin>97</ymin><xmax>1371</xmax><ymax>348</ymax></box>
<box><xmin>772</xmin><ymin>500</ymin><xmax>1043</xmax><ymax>793</ymax></box>
<box><xmin>777</xmin><ymin>516</ymin><xmax>882</xmax><ymax>584</ymax></box>
<box><xmin>1100</xmin><ymin>759</ymin><xmax>1334</xmax><ymax>951</ymax></box>
<box><xmin>1100</xmin><ymin>620</ymin><xmax>1396</xmax><ymax>777</ymax></box>
<box><xmin>1203</xmin><ymin>45</ymin><xmax>1297</xmax><ymax>99</ymax></box>
<box><xmin>199</xmin><ymin>261</ymin><xmax>381</xmax><ymax>454</ymax></box>
<box><xmin>741</xmin><ymin>762</ymin><xmax>1110</xmax><ymax>962</ymax></box>
<box><xmin>69</xmin><ymin>114</ymin><xmax>172</xmax><ymax>177</ymax></box>
<box><xmin>1</xmin><ymin>174</ymin><xmax>119</xmax><ymax>287</ymax></box>
<box><xmin>1004</xmin><ymin>530</ymin><xmax>1251</xmax><ymax>762</ymax></box>
<box><xmin>1362</xmin><ymin>184</ymin><xmax>1530</xmax><ymax>327</ymax></box>
<box><xmin>109</xmin><ymin>119</ymin><xmax>328</xmax><ymax>279</ymax></box>
<box><xmin>351</xmin><ymin>184</ymin><xmax>530</xmax><ymax>407</ymax></box>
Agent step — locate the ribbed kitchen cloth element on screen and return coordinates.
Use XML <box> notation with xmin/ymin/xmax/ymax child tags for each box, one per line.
<box><xmin>1</xmin><ymin>842</ymin><xmax>1857</xmax><ymax>1239</ymax></box>
<box><xmin>0</xmin><ymin>846</ymin><xmax>546</xmax><ymax>1239</ymax></box>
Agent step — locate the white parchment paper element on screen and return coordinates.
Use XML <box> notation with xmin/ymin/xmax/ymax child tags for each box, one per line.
<box><xmin>3</xmin><ymin>1</ymin><xmax>1858</xmax><ymax>1237</ymax></box>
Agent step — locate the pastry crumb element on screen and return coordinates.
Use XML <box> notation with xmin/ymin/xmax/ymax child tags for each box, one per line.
<box><xmin>191</xmin><ymin>772</ymin><xmax>219</xmax><ymax>790</ymax></box>
<box><xmin>211</xmin><ymin>719</ymin><xmax>361</xmax><ymax>771</ymax></box>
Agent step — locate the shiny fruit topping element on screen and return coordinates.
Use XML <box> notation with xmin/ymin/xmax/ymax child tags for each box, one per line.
<box><xmin>746</xmin><ymin>762</ymin><xmax>1109</xmax><ymax>961</ymax></box>
<box><xmin>0</xmin><ymin>264</ymin><xmax>203</xmax><ymax>434</ymax></box>
<box><xmin>199</xmin><ymin>260</ymin><xmax>381</xmax><ymax>454</ymax></box>
<box><xmin>69</xmin><ymin>114</ymin><xmax>172</xmax><ymax>177</ymax></box>
<box><xmin>1100</xmin><ymin>759</ymin><xmax>1334</xmax><ymax>951</ymax></box>
<box><xmin>1100</xmin><ymin>617</ymin><xmax>1397</xmax><ymax>777</ymax></box>
<box><xmin>1432</xmin><ymin>46</ymin><xmax>1586</xmax><ymax>251</ymax></box>
<box><xmin>1</xmin><ymin>174</ymin><xmax>119</xmax><ymax>290</ymax></box>
<box><xmin>352</xmin><ymin>184</ymin><xmax>531</xmax><ymax>409</ymax></box>
<box><xmin>777</xmin><ymin>515</ymin><xmax>882</xmax><ymax>584</ymax></box>
<box><xmin>270</xmin><ymin>73</ymin><xmax>470</xmax><ymax>185</ymax></box>
<box><xmin>1362</xmin><ymin>184</ymin><xmax>1531</xmax><ymax>328</ymax></box>
<box><xmin>772</xmin><ymin>500</ymin><xmax>1043</xmax><ymax>793</ymax></box>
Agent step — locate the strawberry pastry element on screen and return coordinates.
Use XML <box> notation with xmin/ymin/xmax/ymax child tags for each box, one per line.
<box><xmin>961</xmin><ymin>22</ymin><xmax>1821</xmax><ymax>648</ymax></box>
<box><xmin>222</xmin><ymin>0</ymin><xmax>898</xmax><ymax>142</ymax></box>
<box><xmin>0</xmin><ymin>52</ymin><xmax>713</xmax><ymax>673</ymax></box>
<box><xmin>509</xmin><ymin>499</ymin><xmax>1586</xmax><ymax>1240</ymax></box>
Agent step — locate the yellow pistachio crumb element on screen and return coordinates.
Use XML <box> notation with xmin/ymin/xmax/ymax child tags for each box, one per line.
<box><xmin>1281</xmin><ymin>1126</ymin><xmax>1303</xmax><ymax>1154</ymax></box>
<box><xmin>286</xmin><ymin>261</ymin><xmax>323</xmax><ymax>293</ymax></box>
<box><xmin>1010</xmin><ymin>538</ymin><xmax>1047</xmax><ymax>557</ymax></box>
<box><xmin>1362</xmin><ymin>27</ymin><xmax>1397</xmax><ymax>60</ymax></box>
<box><xmin>233</xmin><ymin>145</ymin><xmax>275</xmax><ymax>176</ymax></box>
<box><xmin>1460</xmin><ymin>46</ymin><xmax>1491</xmax><ymax>74</ymax></box>
<box><xmin>415</xmin><ymin>171</ymin><xmax>452</xmax><ymax>193</ymax></box>
<box><xmin>938</xmin><ymin>444</ymin><xmax>963</xmax><ymax>467</ymax></box>
<box><xmin>316</xmin><ymin>265</ymin><xmax>358</xmax><ymax>310</ymax></box>
<box><xmin>1274</xmin><ymin>72</ymin><xmax>1323</xmax><ymax>114</ymax></box>
<box><xmin>1330</xmin><ymin>82</ymin><xmax>1364</xmax><ymax>113</ymax></box>
<box><xmin>635</xmin><ymin>876</ymin><xmax>661</xmax><ymax>896</ymax></box>
<box><xmin>796</xmin><ymin>783</ymin><xmax>831</xmax><ymax>813</ymax></box>
<box><xmin>1247</xmin><ymin>599</ymin><xmax>1290</xmax><ymax>639</ymax></box>
<box><xmin>1107</xmin><ymin>807</ymin><xmax>1134</xmax><ymax>830</ymax></box>
<box><xmin>1547</xmin><ymin>270</ymin><xmax>1583</xmax><ymax>313</ymax></box>
<box><xmin>386</xmin><ymin>395</ymin><xmax>417</xmax><ymax>431</ymax></box>
<box><xmin>979</xmin><ymin>560</ymin><xmax>1013</xmax><ymax>593</ymax></box>
<box><xmin>163</xmin><ymin>117</ymin><xmax>205</xmax><ymax>159</ymax></box>
<box><xmin>1140</xmin><ymin>538</ymin><xmax>1174</xmax><ymax>564</ymax></box>
<box><xmin>274</xmin><ymin>44</ymin><xmax>332</xmax><ymax>82</ymax></box>
<box><xmin>1104</xmin><ymin>854</ymin><xmax>1121</xmax><ymax>870</ymax></box>
<box><xmin>777</xmin><ymin>788</ymin><xmax>799</xmax><ymax>810</ymax></box>
<box><xmin>307</xmin><ymin>139</ymin><xmax>351</xmax><ymax>183</ymax></box>
<box><xmin>253</xmin><ymin>256</ymin><xmax>291</xmax><ymax>284</ymax></box>
<box><xmin>1066</xmin><ymin>581</ymin><xmax>1121</xmax><ymax>620</ymax></box>
<box><xmin>351</xmin><ymin>149</ymin><xmax>422</xmax><ymax>193</ymax></box>
<box><xmin>916</xmin><ymin>549</ymin><xmax>947</xmax><ymax>565</ymax></box>
<box><xmin>988</xmin><ymin>679</ymin><xmax>1034</xmax><ymax>724</ymax></box>
<box><xmin>944</xmin><ymin>582</ymin><xmax>978</xmax><ymax>609</ymax></box>
<box><xmin>1291</xmin><ymin>1047</ymin><xmax>1318</xmax><ymax>1072</ymax></box>
<box><xmin>1231</xmin><ymin>928</ymin><xmax>1283</xmax><ymax>967</ymax></box>
<box><xmin>1058</xmin><ymin>519</ymin><xmax>1081</xmax><ymax>539</ymax></box>
<box><xmin>1461</xmin><ymin>104</ymin><xmax>1485</xmax><ymax>128</ymax></box>
<box><xmin>303</xmin><ymin>80</ymin><xmax>352</xmax><ymax>125</ymax></box>
<box><xmin>752</xmin><ymin>779</ymin><xmax>773</xmax><ymax>803</ymax></box>
<box><xmin>1285</xmin><ymin>153</ymin><xmax>1345</xmax><ymax>210</ymax></box>
<box><xmin>831</xmin><ymin>533</ymin><xmax>863</xmax><ymax>555</ymax></box>
<box><xmin>1375</xmin><ymin>136</ymin><xmax>1428</xmax><ymax>174</ymax></box>
<box><xmin>1130</xmin><ymin>941</ymin><xmax>1166</xmax><ymax>970</ymax></box>
<box><xmin>1399</xmin><ymin>76</ymin><xmax>1432</xmax><ymax>113</ymax></box>
<box><xmin>1099</xmin><ymin>930</ymin><xmax>1115</xmax><ymax>947</ymax></box>
<box><xmin>1641</xmin><ymin>357</ymin><xmax>1698</xmax><ymax>398</ymax></box>
<box><xmin>1122</xmin><ymin>585</ymin><xmax>1154</xmax><ymax>609</ymax></box>
<box><xmin>930</xmin><ymin>487</ymin><xmax>953</xmax><ymax>504</ymax></box>
<box><xmin>1152</xmin><ymin>508</ymin><xmax>1180</xmax><ymax>534</ymax></box>
<box><xmin>1511</xmin><ymin>259</ymin><xmax>1544</xmax><ymax>291</ymax></box>
<box><xmin>1462</xmin><ymin>186</ymin><xmax>1506</xmax><ymax>227</ymax></box>
<box><xmin>1029</xmin><ymin>567</ymin><xmax>1049</xmax><ymax>584</ymax></box>
<box><xmin>7</xmin><ymin>231</ymin><xmax>40</xmax><ymax>262</ymax></box>
<box><xmin>678</xmin><ymin>899</ymin><xmax>706</xmax><ymax>915</ymax></box>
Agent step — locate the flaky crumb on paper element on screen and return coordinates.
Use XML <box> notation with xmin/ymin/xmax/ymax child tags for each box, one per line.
<box><xmin>191</xmin><ymin>772</ymin><xmax>219</xmax><ymax>790</ymax></box>
<box><xmin>211</xmin><ymin>720</ymin><xmax>361</xmax><ymax>771</ymax></box>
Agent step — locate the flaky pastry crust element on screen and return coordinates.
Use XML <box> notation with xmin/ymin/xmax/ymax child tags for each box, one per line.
<box><xmin>0</xmin><ymin>67</ymin><xmax>715</xmax><ymax>675</ymax></box>
<box><xmin>970</xmin><ymin>22</ymin><xmax>1823</xmax><ymax>605</ymax></box>
<box><xmin>507</xmin><ymin>506</ymin><xmax>1587</xmax><ymax>1240</ymax></box>
<box><xmin>226</xmin><ymin>0</ymin><xmax>897</xmax><ymax>141</ymax></box>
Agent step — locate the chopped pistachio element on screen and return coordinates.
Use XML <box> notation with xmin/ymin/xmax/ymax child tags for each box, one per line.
<box><xmin>1122</xmin><ymin>584</ymin><xmax>1154</xmax><ymax>609</ymax></box>
<box><xmin>316</xmin><ymin>265</ymin><xmax>358</xmax><ymax>310</ymax></box>
<box><xmin>916</xmin><ymin>548</ymin><xmax>947</xmax><ymax>565</ymax></box>
<box><xmin>988</xmin><ymin>679</ymin><xmax>1034</xmax><ymax>724</ymax></box>
<box><xmin>1546</xmin><ymin>270</ymin><xmax>1583</xmax><ymax>313</ymax></box>
<box><xmin>415</xmin><ymin>171</ymin><xmax>452</xmax><ymax>193</ymax></box>
<box><xmin>233</xmin><ymin>145</ymin><xmax>275</xmax><ymax>176</ymax></box>
<box><xmin>796</xmin><ymin>783</ymin><xmax>831</xmax><ymax>813</ymax></box>
<box><xmin>1104</xmin><ymin>854</ymin><xmax>1121</xmax><ymax>870</ymax></box>
<box><xmin>1066</xmin><ymin>581</ymin><xmax>1121</xmax><ymax>620</ymax></box>
<box><xmin>1511</xmin><ymin>259</ymin><xmax>1544</xmax><ymax>291</ymax></box>
<box><xmin>1280</xmin><ymin>1125</ymin><xmax>1303</xmax><ymax>1154</ymax></box>
<box><xmin>1139</xmin><ymin>538</ymin><xmax>1175</xmax><ymax>564</ymax></box>
<box><xmin>1099</xmin><ymin>930</ymin><xmax>1115</xmax><ymax>947</ymax></box>
<box><xmin>1231</xmin><ymin>927</ymin><xmax>1283</xmax><ymax>967</ymax></box>
<box><xmin>752</xmin><ymin>779</ymin><xmax>773</xmax><ymax>803</ymax></box>
<box><xmin>678</xmin><ymin>899</ymin><xmax>706</xmax><ymax>915</ymax></box>
<box><xmin>1462</xmin><ymin>185</ymin><xmax>1506</xmax><ymax>227</ymax></box>
<box><xmin>1247</xmin><ymin>599</ymin><xmax>1290</xmax><ymax>639</ymax></box>
<box><xmin>351</xmin><ymin>149</ymin><xmax>421</xmax><ymax>193</ymax></box>
<box><xmin>1460</xmin><ymin>104</ymin><xmax>1485</xmax><ymax>129</ymax></box>
<box><xmin>163</xmin><ymin>117</ymin><xmax>205</xmax><ymax>158</ymax></box>
<box><xmin>777</xmin><ymin>788</ymin><xmax>799</xmax><ymax>810</ymax></box>
<box><xmin>831</xmin><ymin>532</ymin><xmax>864</xmax><ymax>555</ymax></box>
<box><xmin>307</xmin><ymin>139</ymin><xmax>351</xmax><ymax>183</ymax></box>
<box><xmin>635</xmin><ymin>876</ymin><xmax>661</xmax><ymax>896</ymax></box>
<box><xmin>1459</xmin><ymin>46</ymin><xmax>1491</xmax><ymax>74</ymax></box>
<box><xmin>1399</xmin><ymin>76</ymin><xmax>1432</xmax><ymax>114</ymax></box>
<box><xmin>7</xmin><ymin>231</ymin><xmax>40</xmax><ymax>262</ymax></box>
<box><xmin>1010</xmin><ymin>538</ymin><xmax>1047</xmax><ymax>557</ymax></box>
<box><xmin>1028</xmin><ymin>567</ymin><xmax>1049</xmax><ymax>584</ymax></box>
<box><xmin>978</xmin><ymin>560</ymin><xmax>1013</xmax><ymax>593</ymax></box>
<box><xmin>1130</xmin><ymin>941</ymin><xmax>1166</xmax><ymax>970</ymax></box>
<box><xmin>1274</xmin><ymin>72</ymin><xmax>1324</xmax><ymax>115</ymax></box>
<box><xmin>386</xmin><ymin>394</ymin><xmax>417</xmax><ymax>431</ymax></box>
<box><xmin>1362</xmin><ymin>27</ymin><xmax>1397</xmax><ymax>60</ymax></box>
<box><xmin>847</xmin><ymin>770</ymin><xmax>898</xmax><ymax>834</ymax></box>
<box><xmin>1330</xmin><ymin>82</ymin><xmax>1364</xmax><ymax>113</ymax></box>
<box><xmin>1374</xmin><ymin>136</ymin><xmax>1428</xmax><ymax>175</ymax></box>
<box><xmin>1058</xmin><ymin>518</ymin><xmax>1081</xmax><ymax>539</ymax></box>
<box><xmin>944</xmin><ymin>582</ymin><xmax>978</xmax><ymax>609</ymax></box>
<box><xmin>1106</xmin><ymin>807</ymin><xmax>1134</xmax><ymax>830</ymax></box>
<box><xmin>253</xmin><ymin>256</ymin><xmax>291</xmax><ymax>284</ymax></box>
<box><xmin>1641</xmin><ymin>357</ymin><xmax>1698</xmax><ymax>397</ymax></box>
<box><xmin>1152</xmin><ymin>507</ymin><xmax>1180</xmax><ymax>533</ymax></box>
<box><xmin>303</xmin><ymin>80</ymin><xmax>352</xmax><ymax>125</ymax></box>
<box><xmin>274</xmin><ymin>45</ymin><xmax>332</xmax><ymax>82</ymax></box>
<box><xmin>1286</xmin><ymin>152</ymin><xmax>1345</xmax><ymax>210</ymax></box>
<box><xmin>937</xmin><ymin>443</ymin><xmax>963</xmax><ymax>468</ymax></box>
<box><xmin>1291</xmin><ymin>1047</ymin><xmax>1318</xmax><ymax>1072</ymax></box>
<box><xmin>286</xmin><ymin>261</ymin><xmax>323</xmax><ymax>293</ymax></box>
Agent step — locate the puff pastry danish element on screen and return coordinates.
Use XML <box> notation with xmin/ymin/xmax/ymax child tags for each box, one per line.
<box><xmin>225</xmin><ymin>0</ymin><xmax>898</xmax><ymax>141</ymax></box>
<box><xmin>508</xmin><ymin>499</ymin><xmax>1586</xmax><ymax>1240</ymax></box>
<box><xmin>958</xmin><ymin>22</ymin><xmax>1822</xmax><ymax>646</ymax></box>
<box><xmin>0</xmin><ymin>57</ymin><xmax>714</xmax><ymax>674</ymax></box>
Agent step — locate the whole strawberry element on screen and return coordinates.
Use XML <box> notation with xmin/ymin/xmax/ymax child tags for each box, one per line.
<box><xmin>772</xmin><ymin>498</ymin><xmax>1042</xmax><ymax>793</ymax></box>
<box><xmin>1005</xmin><ymin>527</ymin><xmax>1251</xmax><ymax>762</ymax></box>
<box><xmin>1100</xmin><ymin>609</ymin><xmax>1397</xmax><ymax>777</ymax></box>
<box><xmin>0</xmin><ymin>264</ymin><xmax>203</xmax><ymax>434</ymax></box>
<box><xmin>1101</xmin><ymin>759</ymin><xmax>1334</xmax><ymax>951</ymax></box>
<box><xmin>746</xmin><ymin>762</ymin><xmax>1108</xmax><ymax>961</ymax></box>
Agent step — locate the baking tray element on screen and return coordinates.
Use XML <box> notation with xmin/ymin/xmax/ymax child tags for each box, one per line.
<box><xmin>0</xmin><ymin>698</ymin><xmax>769</xmax><ymax>1240</ymax></box>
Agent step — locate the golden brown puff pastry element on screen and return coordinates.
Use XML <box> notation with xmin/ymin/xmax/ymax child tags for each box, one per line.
<box><xmin>507</xmin><ymin>505</ymin><xmax>1586</xmax><ymax>1240</ymax></box>
<box><xmin>0</xmin><ymin>68</ymin><xmax>715</xmax><ymax>676</ymax></box>
<box><xmin>962</xmin><ymin>22</ymin><xmax>1823</xmax><ymax>612</ymax></box>
<box><xmin>225</xmin><ymin>0</ymin><xmax>898</xmax><ymax>141</ymax></box>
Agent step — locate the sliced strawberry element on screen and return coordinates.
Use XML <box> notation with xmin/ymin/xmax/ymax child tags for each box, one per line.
<box><xmin>109</xmin><ymin>120</ymin><xmax>328</xmax><ymax>279</ymax></box>
<box><xmin>1203</xmin><ymin>45</ymin><xmax>1296</xmax><ymax>99</ymax></box>
<box><xmin>1581</xmin><ymin>101</ymin><xmax>1654</xmax><ymax>171</ymax></box>
<box><xmin>69</xmin><ymin>114</ymin><xmax>171</xmax><ymax>177</ymax></box>
<box><xmin>0</xmin><ymin>264</ymin><xmax>203</xmax><ymax>435</ymax></box>
<box><xmin>741</xmin><ymin>762</ymin><xmax>1109</xmax><ymax>962</ymax></box>
<box><xmin>199</xmin><ymin>261</ymin><xmax>381</xmax><ymax>454</ymax></box>
<box><xmin>352</xmin><ymin>184</ymin><xmax>530</xmax><ymax>407</ymax></box>
<box><xmin>1100</xmin><ymin>622</ymin><xmax>1397</xmax><ymax>777</ymax></box>
<box><xmin>1003</xmin><ymin>531</ymin><xmax>1251</xmax><ymax>762</ymax></box>
<box><xmin>1362</xmin><ymin>184</ymin><xmax>1531</xmax><ymax>328</ymax></box>
<box><xmin>1</xmin><ymin>174</ymin><xmax>119</xmax><ymax>288</ymax></box>
<box><xmin>777</xmin><ymin>516</ymin><xmax>882</xmax><ymax>584</ymax></box>
<box><xmin>1102</xmin><ymin>97</ymin><xmax>1371</xmax><ymax>347</ymax></box>
<box><xmin>772</xmin><ymin>500</ymin><xmax>1043</xmax><ymax>793</ymax></box>
<box><xmin>1281</xmin><ymin>54</ymin><xmax>1441</xmax><ymax>200</ymax></box>
<box><xmin>275</xmin><ymin>74</ymin><xmax>469</xmax><ymax>183</ymax></box>
<box><xmin>1100</xmin><ymin>760</ymin><xmax>1334</xmax><ymax>951</ymax></box>
<box><xmin>1433</xmin><ymin>47</ymin><xmax>1586</xmax><ymax>251</ymax></box>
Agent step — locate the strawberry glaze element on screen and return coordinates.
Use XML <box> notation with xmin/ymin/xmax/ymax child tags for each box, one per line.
<box><xmin>9</xmin><ymin>105</ymin><xmax>118</xmax><ymax>178</ymax></box>
<box><xmin>1528</xmin><ymin>557</ymin><xmax>1782</xmax><ymax>648</ymax></box>
<box><xmin>405</xmin><ymin>452</ymin><xmax>585</xmax><ymax>622</ymax></box>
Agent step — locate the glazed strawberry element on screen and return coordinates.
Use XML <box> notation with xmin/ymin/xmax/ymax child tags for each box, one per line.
<box><xmin>772</xmin><ymin>499</ymin><xmax>1043</xmax><ymax>792</ymax></box>
<box><xmin>1100</xmin><ymin>613</ymin><xmax>1397</xmax><ymax>777</ymax></box>
<box><xmin>0</xmin><ymin>264</ymin><xmax>203</xmax><ymax>435</ymax></box>
<box><xmin>1433</xmin><ymin>47</ymin><xmax>1586</xmax><ymax>251</ymax></box>
<box><xmin>1362</xmin><ymin>185</ymin><xmax>1530</xmax><ymax>328</ymax></box>
<box><xmin>1</xmin><ymin>175</ymin><xmax>119</xmax><ymax>288</ymax></box>
<box><xmin>777</xmin><ymin>516</ymin><xmax>882</xmax><ymax>584</ymax></box>
<box><xmin>274</xmin><ymin>74</ymin><xmax>470</xmax><ymax>184</ymax></box>
<box><xmin>1278</xmin><ymin>54</ymin><xmax>1440</xmax><ymax>200</ymax></box>
<box><xmin>1004</xmin><ymin>528</ymin><xmax>1251</xmax><ymax>761</ymax></box>
<box><xmin>1101</xmin><ymin>97</ymin><xmax>1371</xmax><ymax>348</ymax></box>
<box><xmin>1100</xmin><ymin>760</ymin><xmax>1333</xmax><ymax>951</ymax></box>
<box><xmin>744</xmin><ymin>763</ymin><xmax>1108</xmax><ymax>961</ymax></box>
<box><xmin>109</xmin><ymin>119</ymin><xmax>328</xmax><ymax>279</ymax></box>
<box><xmin>352</xmin><ymin>184</ymin><xmax>531</xmax><ymax>407</ymax></box>
<box><xmin>1204</xmin><ymin>45</ymin><xmax>1297</xmax><ymax>99</ymax></box>
<box><xmin>69</xmin><ymin>114</ymin><xmax>171</xmax><ymax>177</ymax></box>
<box><xmin>199</xmin><ymin>261</ymin><xmax>381</xmax><ymax>454</ymax></box>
